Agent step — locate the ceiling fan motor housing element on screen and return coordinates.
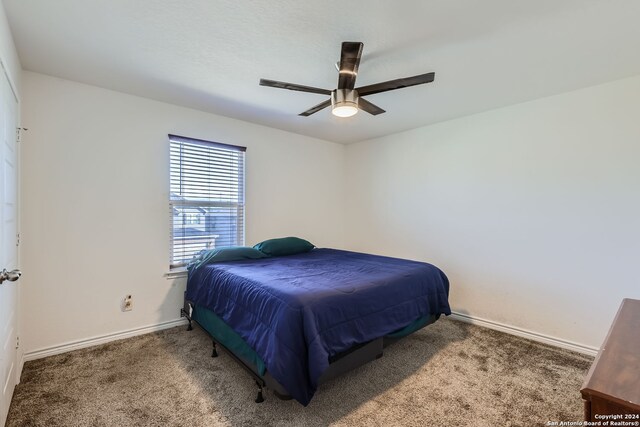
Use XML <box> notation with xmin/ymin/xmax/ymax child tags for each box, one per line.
<box><xmin>331</xmin><ymin>89</ymin><xmax>360</xmax><ymax>117</ymax></box>
<box><xmin>331</xmin><ymin>89</ymin><xmax>359</xmax><ymax>109</ymax></box>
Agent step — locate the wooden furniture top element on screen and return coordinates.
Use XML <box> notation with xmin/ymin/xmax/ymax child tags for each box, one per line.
<box><xmin>581</xmin><ymin>298</ymin><xmax>640</xmax><ymax>410</ymax></box>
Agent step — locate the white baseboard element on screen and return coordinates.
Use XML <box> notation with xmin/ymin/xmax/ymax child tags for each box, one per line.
<box><xmin>23</xmin><ymin>318</ymin><xmax>188</xmax><ymax>362</ymax></box>
<box><xmin>450</xmin><ymin>311</ymin><xmax>598</xmax><ymax>357</ymax></box>
<box><xmin>21</xmin><ymin>313</ymin><xmax>597</xmax><ymax>364</ymax></box>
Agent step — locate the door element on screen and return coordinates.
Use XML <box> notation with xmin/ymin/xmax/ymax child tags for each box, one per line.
<box><xmin>0</xmin><ymin>64</ymin><xmax>19</xmax><ymax>427</ymax></box>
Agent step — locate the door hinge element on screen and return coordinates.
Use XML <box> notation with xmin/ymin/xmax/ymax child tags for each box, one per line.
<box><xmin>16</xmin><ymin>232</ymin><xmax>20</xmax><ymax>247</ymax></box>
<box><xmin>16</xmin><ymin>336</ymin><xmax>19</xmax><ymax>350</ymax></box>
<box><xmin>16</xmin><ymin>127</ymin><xmax>27</xmax><ymax>143</ymax></box>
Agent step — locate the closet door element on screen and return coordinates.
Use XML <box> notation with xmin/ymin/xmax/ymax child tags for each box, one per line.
<box><xmin>0</xmin><ymin>65</ymin><xmax>20</xmax><ymax>427</ymax></box>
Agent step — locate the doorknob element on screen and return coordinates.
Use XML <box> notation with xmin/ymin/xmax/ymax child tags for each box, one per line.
<box><xmin>0</xmin><ymin>268</ymin><xmax>21</xmax><ymax>284</ymax></box>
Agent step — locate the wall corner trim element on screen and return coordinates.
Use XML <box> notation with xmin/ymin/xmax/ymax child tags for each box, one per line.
<box><xmin>23</xmin><ymin>318</ymin><xmax>188</xmax><ymax>362</ymax></box>
<box><xmin>450</xmin><ymin>311</ymin><xmax>598</xmax><ymax>356</ymax></box>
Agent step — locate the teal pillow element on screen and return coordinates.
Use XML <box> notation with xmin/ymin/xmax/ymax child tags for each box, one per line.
<box><xmin>253</xmin><ymin>237</ymin><xmax>315</xmax><ymax>257</ymax></box>
<box><xmin>188</xmin><ymin>246</ymin><xmax>267</xmax><ymax>271</ymax></box>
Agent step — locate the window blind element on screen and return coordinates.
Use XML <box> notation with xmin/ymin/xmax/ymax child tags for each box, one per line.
<box><xmin>169</xmin><ymin>134</ymin><xmax>246</xmax><ymax>268</ymax></box>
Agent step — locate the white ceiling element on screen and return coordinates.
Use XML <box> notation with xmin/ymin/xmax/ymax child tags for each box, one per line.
<box><xmin>5</xmin><ymin>1</ymin><xmax>640</xmax><ymax>143</ymax></box>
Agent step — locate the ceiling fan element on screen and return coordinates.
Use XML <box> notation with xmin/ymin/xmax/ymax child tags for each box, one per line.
<box><xmin>259</xmin><ymin>41</ymin><xmax>435</xmax><ymax>118</ymax></box>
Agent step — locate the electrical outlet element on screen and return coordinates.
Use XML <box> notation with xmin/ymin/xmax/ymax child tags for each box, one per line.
<box><xmin>122</xmin><ymin>294</ymin><xmax>133</xmax><ymax>312</ymax></box>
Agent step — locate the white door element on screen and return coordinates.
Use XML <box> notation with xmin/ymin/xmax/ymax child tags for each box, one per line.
<box><xmin>0</xmin><ymin>64</ymin><xmax>20</xmax><ymax>427</ymax></box>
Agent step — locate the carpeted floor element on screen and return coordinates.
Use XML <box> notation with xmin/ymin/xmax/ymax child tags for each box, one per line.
<box><xmin>7</xmin><ymin>318</ymin><xmax>592</xmax><ymax>426</ymax></box>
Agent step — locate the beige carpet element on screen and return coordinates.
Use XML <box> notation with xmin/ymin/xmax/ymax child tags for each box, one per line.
<box><xmin>7</xmin><ymin>318</ymin><xmax>592</xmax><ymax>426</ymax></box>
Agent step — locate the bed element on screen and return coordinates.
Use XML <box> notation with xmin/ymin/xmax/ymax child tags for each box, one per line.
<box><xmin>183</xmin><ymin>248</ymin><xmax>451</xmax><ymax>406</ymax></box>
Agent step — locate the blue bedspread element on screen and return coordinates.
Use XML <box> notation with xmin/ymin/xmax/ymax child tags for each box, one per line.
<box><xmin>186</xmin><ymin>248</ymin><xmax>451</xmax><ymax>405</ymax></box>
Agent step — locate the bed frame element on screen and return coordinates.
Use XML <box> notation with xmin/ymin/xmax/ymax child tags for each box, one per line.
<box><xmin>180</xmin><ymin>294</ymin><xmax>438</xmax><ymax>403</ymax></box>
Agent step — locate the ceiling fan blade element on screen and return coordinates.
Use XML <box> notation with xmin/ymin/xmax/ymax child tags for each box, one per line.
<box><xmin>357</xmin><ymin>72</ymin><xmax>435</xmax><ymax>97</ymax></box>
<box><xmin>337</xmin><ymin>42</ymin><xmax>364</xmax><ymax>90</ymax></box>
<box><xmin>299</xmin><ymin>99</ymin><xmax>332</xmax><ymax>116</ymax></box>
<box><xmin>260</xmin><ymin>79</ymin><xmax>332</xmax><ymax>95</ymax></box>
<box><xmin>358</xmin><ymin>98</ymin><xmax>386</xmax><ymax>115</ymax></box>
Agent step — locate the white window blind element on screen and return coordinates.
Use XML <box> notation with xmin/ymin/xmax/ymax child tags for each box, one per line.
<box><xmin>169</xmin><ymin>134</ymin><xmax>246</xmax><ymax>268</ymax></box>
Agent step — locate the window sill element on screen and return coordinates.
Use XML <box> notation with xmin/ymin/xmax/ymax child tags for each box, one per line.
<box><xmin>165</xmin><ymin>268</ymin><xmax>187</xmax><ymax>279</ymax></box>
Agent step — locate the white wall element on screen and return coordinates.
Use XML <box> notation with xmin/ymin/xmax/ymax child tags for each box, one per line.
<box><xmin>20</xmin><ymin>71</ymin><xmax>345</xmax><ymax>354</ymax></box>
<box><xmin>19</xmin><ymin>67</ymin><xmax>640</xmax><ymax>355</ymax></box>
<box><xmin>345</xmin><ymin>75</ymin><xmax>640</xmax><ymax>349</ymax></box>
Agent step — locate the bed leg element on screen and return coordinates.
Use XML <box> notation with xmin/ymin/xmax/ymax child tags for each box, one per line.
<box><xmin>181</xmin><ymin>308</ymin><xmax>193</xmax><ymax>331</ymax></box>
<box><xmin>211</xmin><ymin>341</ymin><xmax>218</xmax><ymax>358</ymax></box>
<box><xmin>255</xmin><ymin>381</ymin><xmax>265</xmax><ymax>403</ymax></box>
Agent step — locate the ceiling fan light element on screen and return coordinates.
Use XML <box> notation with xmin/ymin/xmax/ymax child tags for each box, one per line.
<box><xmin>331</xmin><ymin>89</ymin><xmax>359</xmax><ymax>118</ymax></box>
<box><xmin>332</xmin><ymin>103</ymin><xmax>358</xmax><ymax>117</ymax></box>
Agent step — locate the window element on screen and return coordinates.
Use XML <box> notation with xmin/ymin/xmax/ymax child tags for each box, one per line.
<box><xmin>169</xmin><ymin>134</ymin><xmax>245</xmax><ymax>268</ymax></box>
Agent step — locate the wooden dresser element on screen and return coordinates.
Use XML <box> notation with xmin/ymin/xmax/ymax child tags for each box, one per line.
<box><xmin>581</xmin><ymin>298</ymin><xmax>640</xmax><ymax>421</ymax></box>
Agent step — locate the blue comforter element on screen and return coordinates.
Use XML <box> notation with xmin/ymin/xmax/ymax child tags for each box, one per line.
<box><xmin>186</xmin><ymin>248</ymin><xmax>451</xmax><ymax>405</ymax></box>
